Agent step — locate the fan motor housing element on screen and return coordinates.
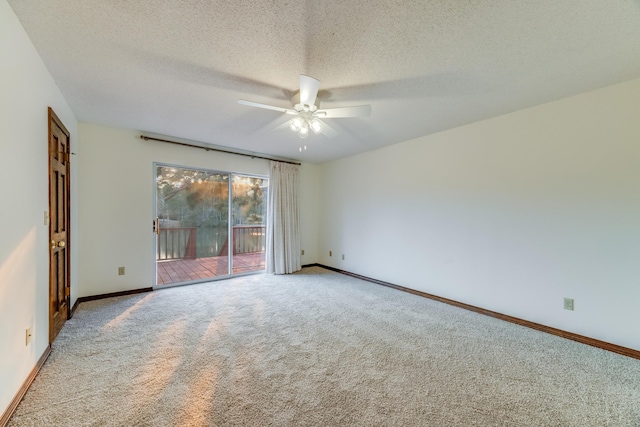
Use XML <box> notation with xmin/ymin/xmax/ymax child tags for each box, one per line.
<box><xmin>291</xmin><ymin>92</ymin><xmax>321</xmax><ymax>111</ymax></box>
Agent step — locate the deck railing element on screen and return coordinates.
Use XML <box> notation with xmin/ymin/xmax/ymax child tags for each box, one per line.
<box><xmin>232</xmin><ymin>225</ymin><xmax>266</xmax><ymax>254</ymax></box>
<box><xmin>217</xmin><ymin>225</ymin><xmax>266</xmax><ymax>256</ymax></box>
<box><xmin>157</xmin><ymin>227</ymin><xmax>197</xmax><ymax>260</ymax></box>
<box><xmin>158</xmin><ymin>225</ymin><xmax>266</xmax><ymax>260</ymax></box>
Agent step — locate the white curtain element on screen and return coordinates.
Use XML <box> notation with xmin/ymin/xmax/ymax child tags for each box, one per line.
<box><xmin>266</xmin><ymin>161</ymin><xmax>301</xmax><ymax>274</ymax></box>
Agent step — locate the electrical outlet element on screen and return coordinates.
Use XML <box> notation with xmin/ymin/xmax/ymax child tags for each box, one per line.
<box><xmin>329</xmin><ymin>251</ymin><xmax>332</xmax><ymax>257</ymax></box>
<box><xmin>563</xmin><ymin>298</ymin><xmax>574</xmax><ymax>311</ymax></box>
<box><xmin>342</xmin><ymin>254</ymin><xmax>345</xmax><ymax>260</ymax></box>
<box><xmin>301</xmin><ymin>249</ymin><xmax>304</xmax><ymax>256</ymax></box>
<box><xmin>118</xmin><ymin>266</ymin><xmax>125</xmax><ymax>276</ymax></box>
<box><xmin>25</xmin><ymin>328</ymin><xmax>31</xmax><ymax>346</ymax></box>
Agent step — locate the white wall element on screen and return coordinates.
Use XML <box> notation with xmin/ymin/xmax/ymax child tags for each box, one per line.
<box><xmin>318</xmin><ymin>78</ymin><xmax>640</xmax><ymax>351</ymax></box>
<box><xmin>299</xmin><ymin>162</ymin><xmax>320</xmax><ymax>264</ymax></box>
<box><xmin>78</xmin><ymin>124</ymin><xmax>319</xmax><ymax>297</ymax></box>
<box><xmin>0</xmin><ymin>0</ymin><xmax>78</xmax><ymax>416</ymax></box>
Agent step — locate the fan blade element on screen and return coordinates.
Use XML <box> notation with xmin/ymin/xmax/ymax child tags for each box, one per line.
<box><xmin>271</xmin><ymin>119</ymin><xmax>295</xmax><ymax>132</ymax></box>
<box><xmin>238</xmin><ymin>99</ymin><xmax>295</xmax><ymax>114</ymax></box>
<box><xmin>316</xmin><ymin>105</ymin><xmax>372</xmax><ymax>118</ymax></box>
<box><xmin>299</xmin><ymin>75</ymin><xmax>320</xmax><ymax>107</ymax></box>
<box><xmin>317</xmin><ymin>119</ymin><xmax>338</xmax><ymax>138</ymax></box>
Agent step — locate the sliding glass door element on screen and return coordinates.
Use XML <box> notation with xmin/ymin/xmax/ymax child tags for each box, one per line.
<box><xmin>155</xmin><ymin>165</ymin><xmax>267</xmax><ymax>286</ymax></box>
<box><xmin>231</xmin><ymin>175</ymin><xmax>268</xmax><ymax>274</ymax></box>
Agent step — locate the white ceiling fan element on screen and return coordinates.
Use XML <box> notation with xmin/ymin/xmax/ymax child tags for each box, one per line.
<box><xmin>238</xmin><ymin>75</ymin><xmax>371</xmax><ymax>140</ymax></box>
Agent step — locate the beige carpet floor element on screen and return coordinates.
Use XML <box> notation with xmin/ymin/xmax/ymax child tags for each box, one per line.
<box><xmin>8</xmin><ymin>266</ymin><xmax>640</xmax><ymax>426</ymax></box>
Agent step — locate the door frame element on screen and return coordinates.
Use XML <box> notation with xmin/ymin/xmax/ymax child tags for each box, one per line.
<box><xmin>153</xmin><ymin>162</ymin><xmax>233</xmax><ymax>286</ymax></box>
<box><xmin>152</xmin><ymin>162</ymin><xmax>268</xmax><ymax>287</ymax></box>
<box><xmin>48</xmin><ymin>107</ymin><xmax>71</xmax><ymax>343</ymax></box>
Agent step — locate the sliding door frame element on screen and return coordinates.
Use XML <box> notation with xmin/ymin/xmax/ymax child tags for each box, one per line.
<box><xmin>230</xmin><ymin>172</ymin><xmax>269</xmax><ymax>276</ymax></box>
<box><xmin>152</xmin><ymin>162</ymin><xmax>268</xmax><ymax>288</ymax></box>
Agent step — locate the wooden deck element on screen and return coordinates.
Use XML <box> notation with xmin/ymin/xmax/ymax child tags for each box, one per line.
<box><xmin>156</xmin><ymin>252</ymin><xmax>266</xmax><ymax>285</ymax></box>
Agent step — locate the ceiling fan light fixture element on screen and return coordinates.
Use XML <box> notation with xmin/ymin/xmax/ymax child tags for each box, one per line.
<box><xmin>299</xmin><ymin>122</ymin><xmax>309</xmax><ymax>137</ymax></box>
<box><xmin>289</xmin><ymin>117</ymin><xmax>303</xmax><ymax>132</ymax></box>
<box><xmin>238</xmin><ymin>74</ymin><xmax>371</xmax><ymax>148</ymax></box>
<box><xmin>309</xmin><ymin>118</ymin><xmax>322</xmax><ymax>134</ymax></box>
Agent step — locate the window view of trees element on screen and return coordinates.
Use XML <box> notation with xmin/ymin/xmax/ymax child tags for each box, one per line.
<box><xmin>156</xmin><ymin>166</ymin><xmax>267</xmax><ymax>258</ymax></box>
<box><xmin>232</xmin><ymin>175</ymin><xmax>268</xmax><ymax>225</ymax></box>
<box><xmin>157</xmin><ymin>167</ymin><xmax>229</xmax><ymax>228</ymax></box>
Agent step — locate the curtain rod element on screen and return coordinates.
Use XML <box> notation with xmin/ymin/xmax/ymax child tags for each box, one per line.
<box><xmin>140</xmin><ymin>135</ymin><xmax>301</xmax><ymax>166</ymax></box>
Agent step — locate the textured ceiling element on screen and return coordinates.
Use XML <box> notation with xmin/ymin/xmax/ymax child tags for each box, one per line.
<box><xmin>9</xmin><ymin>0</ymin><xmax>640</xmax><ymax>163</ymax></box>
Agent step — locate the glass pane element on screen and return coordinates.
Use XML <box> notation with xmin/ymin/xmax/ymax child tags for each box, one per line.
<box><xmin>231</xmin><ymin>175</ymin><xmax>268</xmax><ymax>274</ymax></box>
<box><xmin>156</xmin><ymin>166</ymin><xmax>229</xmax><ymax>285</ymax></box>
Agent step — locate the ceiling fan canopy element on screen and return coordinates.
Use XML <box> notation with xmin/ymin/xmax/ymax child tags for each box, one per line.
<box><xmin>238</xmin><ymin>75</ymin><xmax>371</xmax><ymax>142</ymax></box>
